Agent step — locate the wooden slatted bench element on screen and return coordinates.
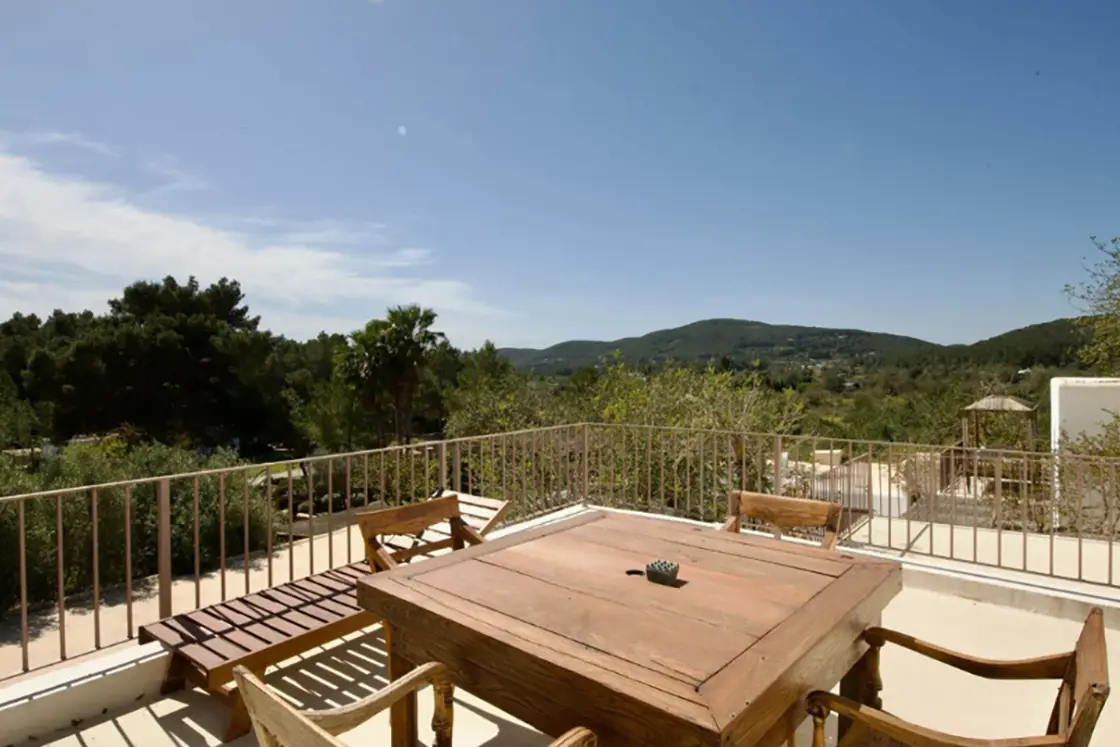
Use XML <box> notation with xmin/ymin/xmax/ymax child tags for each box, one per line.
<box><xmin>138</xmin><ymin>491</ymin><xmax>508</xmax><ymax>742</ymax></box>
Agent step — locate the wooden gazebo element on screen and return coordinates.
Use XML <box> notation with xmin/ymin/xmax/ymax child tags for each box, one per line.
<box><xmin>960</xmin><ymin>394</ymin><xmax>1038</xmax><ymax>450</ymax></box>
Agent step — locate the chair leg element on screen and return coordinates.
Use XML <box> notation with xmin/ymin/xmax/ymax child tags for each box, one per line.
<box><xmin>810</xmin><ymin>710</ymin><xmax>827</xmax><ymax>747</ymax></box>
<box><xmin>223</xmin><ymin>667</ymin><xmax>265</xmax><ymax>743</ymax></box>
<box><xmin>223</xmin><ymin>693</ymin><xmax>252</xmax><ymax>743</ymax></box>
<box><xmin>159</xmin><ymin>654</ymin><xmax>189</xmax><ymax>695</ymax></box>
<box><xmin>839</xmin><ymin>642</ymin><xmax>883</xmax><ymax>741</ymax></box>
<box><xmin>432</xmin><ymin>677</ymin><xmax>455</xmax><ymax>747</ymax></box>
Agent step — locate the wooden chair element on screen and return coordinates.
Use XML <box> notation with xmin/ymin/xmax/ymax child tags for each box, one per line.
<box><xmin>138</xmin><ymin>492</ymin><xmax>508</xmax><ymax>742</ymax></box>
<box><xmin>721</xmin><ymin>490</ymin><xmax>842</xmax><ymax>550</ymax></box>
<box><xmin>356</xmin><ymin>493</ymin><xmax>489</xmax><ymax>572</ymax></box>
<box><xmin>807</xmin><ymin>607</ymin><xmax>1109</xmax><ymax>747</ymax></box>
<box><xmin>233</xmin><ymin>664</ymin><xmax>599</xmax><ymax>747</ymax></box>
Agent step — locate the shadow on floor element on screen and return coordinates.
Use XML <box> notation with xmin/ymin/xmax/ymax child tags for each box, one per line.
<box><xmin>0</xmin><ymin>551</ymin><xmax>290</xmax><ymax>648</ymax></box>
<box><xmin>38</xmin><ymin>625</ymin><xmax>840</xmax><ymax>747</ymax></box>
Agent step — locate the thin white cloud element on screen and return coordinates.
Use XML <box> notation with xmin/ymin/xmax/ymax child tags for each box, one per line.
<box><xmin>141</xmin><ymin>154</ymin><xmax>209</xmax><ymax>193</ymax></box>
<box><xmin>264</xmin><ymin>219</ymin><xmax>388</xmax><ymax>246</ymax></box>
<box><xmin>0</xmin><ymin>137</ymin><xmax>504</xmax><ymax>347</ymax></box>
<box><xmin>2</xmin><ymin>130</ymin><xmax>121</xmax><ymax>157</ymax></box>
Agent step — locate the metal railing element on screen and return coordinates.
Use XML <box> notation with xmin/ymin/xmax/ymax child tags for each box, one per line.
<box><xmin>2</xmin><ymin>422</ymin><xmax>1120</xmax><ymax>680</ymax></box>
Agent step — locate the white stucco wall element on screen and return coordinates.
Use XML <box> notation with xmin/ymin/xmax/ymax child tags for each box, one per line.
<box><xmin>1050</xmin><ymin>377</ymin><xmax>1120</xmax><ymax>448</ymax></box>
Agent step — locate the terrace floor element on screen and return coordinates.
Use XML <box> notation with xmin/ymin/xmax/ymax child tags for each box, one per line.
<box><xmin>5</xmin><ymin>507</ymin><xmax>1120</xmax><ymax>746</ymax></box>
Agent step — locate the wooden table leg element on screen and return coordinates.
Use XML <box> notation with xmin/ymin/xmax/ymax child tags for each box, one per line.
<box><xmin>387</xmin><ymin>624</ymin><xmax>418</xmax><ymax>747</ymax></box>
<box><xmin>837</xmin><ymin>642</ymin><xmax>883</xmax><ymax>742</ymax></box>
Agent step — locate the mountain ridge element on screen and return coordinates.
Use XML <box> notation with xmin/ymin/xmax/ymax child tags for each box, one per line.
<box><xmin>497</xmin><ymin>317</ymin><xmax>1084</xmax><ymax>373</ymax></box>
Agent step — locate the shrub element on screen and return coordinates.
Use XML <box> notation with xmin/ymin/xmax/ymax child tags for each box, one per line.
<box><xmin>0</xmin><ymin>440</ymin><xmax>272</xmax><ymax>616</ymax></box>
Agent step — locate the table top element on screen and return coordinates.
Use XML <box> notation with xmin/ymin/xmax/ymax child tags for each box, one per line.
<box><xmin>357</xmin><ymin>510</ymin><xmax>901</xmax><ymax>747</ymax></box>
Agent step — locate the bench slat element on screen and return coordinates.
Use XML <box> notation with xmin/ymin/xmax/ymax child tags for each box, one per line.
<box><xmin>137</xmin><ymin>494</ymin><xmax>508</xmax><ymax>702</ymax></box>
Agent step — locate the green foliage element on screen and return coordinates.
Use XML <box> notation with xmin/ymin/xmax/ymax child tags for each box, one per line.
<box><xmin>1066</xmin><ymin>237</ymin><xmax>1120</xmax><ymax>373</ymax></box>
<box><xmin>0</xmin><ymin>279</ymin><xmax>461</xmax><ymax>456</ymax></box>
<box><xmin>335</xmin><ymin>305</ymin><xmax>446</xmax><ymax>444</ymax></box>
<box><xmin>0</xmin><ymin>440</ymin><xmax>271</xmax><ymax>615</ymax></box>
<box><xmin>0</xmin><ymin>372</ymin><xmax>38</xmax><ymax>449</ymax></box>
<box><xmin>444</xmin><ymin>361</ymin><xmax>807</xmax><ymax>522</ymax></box>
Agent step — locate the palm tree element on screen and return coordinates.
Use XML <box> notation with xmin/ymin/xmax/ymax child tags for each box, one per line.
<box><xmin>335</xmin><ymin>306</ymin><xmax>443</xmax><ymax>444</ymax></box>
<box><xmin>382</xmin><ymin>305</ymin><xmax>444</xmax><ymax>443</ymax></box>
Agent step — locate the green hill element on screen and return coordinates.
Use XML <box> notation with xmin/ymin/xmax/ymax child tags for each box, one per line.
<box><xmin>912</xmin><ymin>318</ymin><xmax>1085</xmax><ymax>368</ymax></box>
<box><xmin>498</xmin><ymin>319</ymin><xmax>939</xmax><ymax>373</ymax></box>
<box><xmin>497</xmin><ymin>317</ymin><xmax>1085</xmax><ymax>373</ymax></box>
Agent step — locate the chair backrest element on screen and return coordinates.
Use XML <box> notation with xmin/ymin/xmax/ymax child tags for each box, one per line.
<box><xmin>1052</xmin><ymin>607</ymin><xmax>1110</xmax><ymax>746</ymax></box>
<box><xmin>724</xmin><ymin>490</ymin><xmax>842</xmax><ymax>550</ymax></box>
<box><xmin>234</xmin><ymin>667</ymin><xmax>342</xmax><ymax>747</ymax></box>
<box><xmin>356</xmin><ymin>494</ymin><xmax>475</xmax><ymax>572</ymax></box>
<box><xmin>447</xmin><ymin>490</ymin><xmax>510</xmax><ymax>535</ymax></box>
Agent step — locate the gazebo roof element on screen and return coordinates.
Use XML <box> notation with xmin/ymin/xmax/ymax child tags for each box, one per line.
<box><xmin>960</xmin><ymin>394</ymin><xmax>1036</xmax><ymax>413</ymax></box>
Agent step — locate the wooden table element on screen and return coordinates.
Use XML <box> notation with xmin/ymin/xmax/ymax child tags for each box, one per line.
<box><xmin>356</xmin><ymin>510</ymin><xmax>901</xmax><ymax>747</ymax></box>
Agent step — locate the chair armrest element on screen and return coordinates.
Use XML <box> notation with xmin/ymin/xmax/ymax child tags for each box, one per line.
<box><xmin>301</xmin><ymin>661</ymin><xmax>451</xmax><ymax>735</ymax></box>
<box><xmin>549</xmin><ymin>727</ymin><xmax>598</xmax><ymax>747</ymax></box>
<box><xmin>808</xmin><ymin>692</ymin><xmax>1065</xmax><ymax>747</ymax></box>
<box><xmin>864</xmin><ymin>627</ymin><xmax>1072</xmax><ymax>680</ymax></box>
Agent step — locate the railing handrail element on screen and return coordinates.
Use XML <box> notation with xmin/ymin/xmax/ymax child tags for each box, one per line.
<box><xmin>0</xmin><ymin>423</ymin><xmax>580</xmax><ymax>504</ymax></box>
<box><xmin>8</xmin><ymin>421</ymin><xmax>1120</xmax><ymax>504</ymax></box>
<box><xmin>10</xmin><ymin>421</ymin><xmax>1120</xmax><ymax>505</ymax></box>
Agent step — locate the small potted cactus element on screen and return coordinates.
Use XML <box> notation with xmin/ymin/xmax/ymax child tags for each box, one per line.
<box><xmin>645</xmin><ymin>559</ymin><xmax>680</xmax><ymax>586</ymax></box>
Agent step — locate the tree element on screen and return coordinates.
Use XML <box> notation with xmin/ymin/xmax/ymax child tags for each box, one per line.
<box><xmin>0</xmin><ymin>372</ymin><xmax>38</xmax><ymax>448</ymax></box>
<box><xmin>336</xmin><ymin>318</ymin><xmax>394</xmax><ymax>443</ymax></box>
<box><xmin>335</xmin><ymin>306</ymin><xmax>445</xmax><ymax>444</ymax></box>
<box><xmin>379</xmin><ymin>306</ymin><xmax>445</xmax><ymax>443</ymax></box>
<box><xmin>1065</xmin><ymin>236</ymin><xmax>1120</xmax><ymax>372</ymax></box>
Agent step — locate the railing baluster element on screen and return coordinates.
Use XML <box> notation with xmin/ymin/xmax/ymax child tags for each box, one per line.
<box><xmin>501</xmin><ymin>434</ymin><xmax>507</xmax><ymax>504</ymax></box>
<box><xmin>346</xmin><ymin>456</ymin><xmax>353</xmax><ymax>564</ymax></box>
<box><xmin>265</xmin><ymin>466</ymin><xmax>273</xmax><ymax>588</ymax></box>
<box><xmin>999</xmin><ymin>456</ymin><xmax>1008</xmax><ymax>573</ymax></box>
<box><xmin>423</xmin><ymin>445</ymin><xmax>430</xmax><ymax>501</ymax></box>
<box><xmin>19</xmin><ymin>498</ymin><xmax>29</xmax><ymax>672</ymax></box>
<box><xmin>287</xmin><ymin>464</ymin><xmax>295</xmax><ymax>582</ymax></box>
<box><xmin>395</xmin><ymin>446</ymin><xmax>402</xmax><ymax>504</ymax></box>
<box><xmin>193</xmin><ymin>476</ymin><xmax>201</xmax><ymax>609</ymax></box>
<box><xmin>219</xmin><ymin>473</ymin><xmax>227</xmax><ymax>600</ymax></box>
<box><xmin>1078</xmin><ymin>459</ymin><xmax>1086</xmax><ymax>581</ymax></box>
<box><xmin>364</xmin><ymin>453</ymin><xmax>371</xmax><ymax>508</ymax></box>
<box><xmin>327</xmin><ymin>458</ymin><xmax>334</xmax><ymax>570</ymax></box>
<box><xmin>531</xmin><ymin>431</ymin><xmax>538</xmax><ymax>511</ymax></box>
<box><xmin>158</xmin><ymin>479</ymin><xmax>172</xmax><ymax>619</ymax></box>
<box><xmin>886</xmin><ymin>445</ymin><xmax>894</xmax><ymax>551</ymax></box>
<box><xmin>91</xmin><ymin>488</ymin><xmax>100</xmax><ymax>650</ymax></box>
<box><xmin>56</xmin><ymin>495</ymin><xmax>65</xmax><ymax>661</ymax></box>
<box><xmin>125</xmin><ymin>484</ymin><xmax>133</xmax><ymax>640</ymax></box>
<box><xmin>307</xmin><ymin>464</ymin><xmax>315</xmax><ymax>577</ymax></box>
<box><xmin>243</xmin><ymin>472</ymin><xmax>251</xmax><ymax>594</ymax></box>
<box><xmin>409</xmin><ymin>445</ymin><xmax>416</xmax><ymax>502</ymax></box>
<box><xmin>949</xmin><ymin>448</ymin><xmax>956</xmax><ymax>561</ymax></box>
<box><xmin>1110</xmin><ymin>461</ymin><xmax>1116</xmax><ymax>586</ymax></box>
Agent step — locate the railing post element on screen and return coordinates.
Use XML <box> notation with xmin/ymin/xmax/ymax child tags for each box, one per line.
<box><xmin>439</xmin><ymin>441</ymin><xmax>448</xmax><ymax>492</ymax></box>
<box><xmin>452</xmin><ymin>441</ymin><xmax>462</xmax><ymax>492</ymax></box>
<box><xmin>157</xmin><ymin>478</ymin><xmax>173</xmax><ymax>619</ymax></box>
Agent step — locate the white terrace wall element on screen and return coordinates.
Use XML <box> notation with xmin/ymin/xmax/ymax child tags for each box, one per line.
<box><xmin>1051</xmin><ymin>377</ymin><xmax>1120</xmax><ymax>447</ymax></box>
<box><xmin>1050</xmin><ymin>377</ymin><xmax>1120</xmax><ymax>519</ymax></box>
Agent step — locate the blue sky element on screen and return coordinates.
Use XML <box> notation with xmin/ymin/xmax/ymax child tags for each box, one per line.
<box><xmin>0</xmin><ymin>0</ymin><xmax>1117</xmax><ymax>350</ymax></box>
